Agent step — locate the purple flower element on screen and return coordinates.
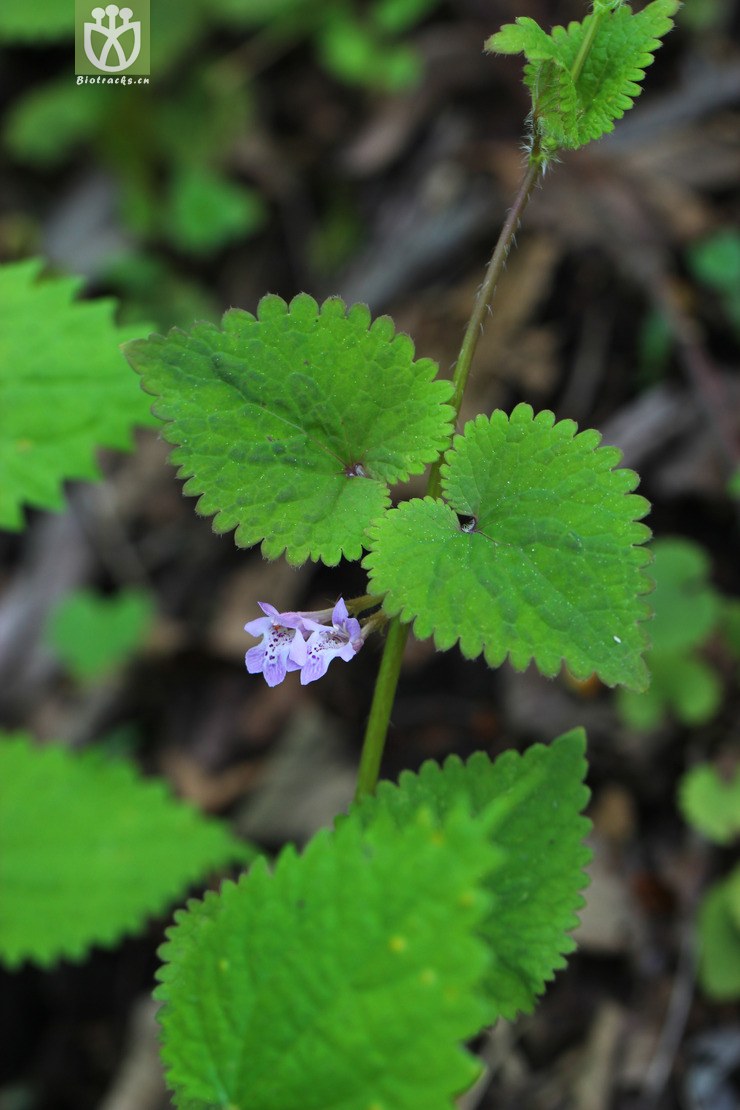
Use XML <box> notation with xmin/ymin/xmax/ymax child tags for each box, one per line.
<box><xmin>245</xmin><ymin>598</ymin><xmax>365</xmax><ymax>687</ymax></box>
<box><xmin>300</xmin><ymin>599</ymin><xmax>363</xmax><ymax>686</ymax></box>
<box><xmin>244</xmin><ymin>602</ymin><xmax>308</xmax><ymax>688</ymax></box>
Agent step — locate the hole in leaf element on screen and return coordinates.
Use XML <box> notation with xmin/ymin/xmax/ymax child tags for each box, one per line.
<box><xmin>344</xmin><ymin>462</ymin><xmax>368</xmax><ymax>478</ymax></box>
<box><xmin>458</xmin><ymin>514</ymin><xmax>477</xmax><ymax>533</ymax></box>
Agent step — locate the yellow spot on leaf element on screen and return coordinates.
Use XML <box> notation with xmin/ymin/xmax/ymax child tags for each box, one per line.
<box><xmin>419</xmin><ymin>968</ymin><xmax>437</xmax><ymax>987</ymax></box>
<box><xmin>219</xmin><ymin>958</ymin><xmax>230</xmax><ymax>972</ymax></box>
<box><xmin>388</xmin><ymin>935</ymin><xmax>407</xmax><ymax>954</ymax></box>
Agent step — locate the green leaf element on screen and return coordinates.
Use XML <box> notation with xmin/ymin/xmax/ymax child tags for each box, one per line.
<box><xmin>687</xmin><ymin>229</ymin><xmax>740</xmax><ymax>332</ymax></box>
<box><xmin>0</xmin><ymin>0</ymin><xmax>207</xmax><ymax>64</ymax></box>
<box><xmin>487</xmin><ymin>17</ymin><xmax>554</xmax><ymax>60</ymax></box>
<box><xmin>677</xmin><ymin>0</ymin><xmax>729</xmax><ymax>34</ymax></box>
<box><xmin>164</xmin><ymin>166</ymin><xmax>266</xmax><ymax>256</ymax></box>
<box><xmin>123</xmin><ymin>294</ymin><xmax>454</xmax><ymax>565</ymax></box>
<box><xmin>350</xmin><ymin>729</ymin><xmax>591</xmax><ymax>1020</ymax></box>
<box><xmin>4</xmin><ymin>79</ymin><xmax>108</xmax><ymax>167</ymax></box>
<box><xmin>317</xmin><ymin>13</ymin><xmax>422</xmax><ymax>90</ymax></box>
<box><xmin>157</xmin><ymin>804</ymin><xmax>498</xmax><ymax>1109</ymax></box>
<box><xmin>656</xmin><ymin>654</ymin><xmax>721</xmax><ymax>724</ymax></box>
<box><xmin>615</xmin><ymin>679</ymin><xmax>664</xmax><ymax>730</ymax></box>
<box><xmin>637</xmin><ymin>308</ymin><xmax>672</xmax><ymax>380</ymax></box>
<box><xmin>688</xmin><ymin>229</ymin><xmax>740</xmax><ymax>292</ymax></box>
<box><xmin>726</xmin><ymin>867</ymin><xmax>740</xmax><ymax>930</ymax></box>
<box><xmin>365</xmin><ymin>405</ymin><xmax>652</xmax><ymax>689</ymax></box>
<box><xmin>152</xmin><ymin>70</ymin><xmax>255</xmax><ymax>169</ymax></box>
<box><xmin>0</xmin><ymin>733</ymin><xmax>252</xmax><ymax>968</ymax></box>
<box><xmin>0</xmin><ymin>0</ymin><xmax>71</xmax><ymax>41</ymax></box>
<box><xmin>0</xmin><ymin>260</ymin><xmax>156</xmax><ymax>531</ymax></box>
<box><xmin>148</xmin><ymin>0</ymin><xmax>210</xmax><ymax>73</ymax></box>
<box><xmin>643</xmin><ymin>538</ymin><xmax>720</xmax><ymax>655</ymax></box>
<box><xmin>728</xmin><ymin>468</ymin><xmax>740</xmax><ymax>501</ymax></box>
<box><xmin>615</xmin><ymin>538</ymin><xmax>723</xmax><ymax>728</ymax></box>
<box><xmin>46</xmin><ymin>588</ymin><xmax>155</xmax><ymax>681</ymax></box>
<box><xmin>722</xmin><ymin>598</ymin><xmax>740</xmax><ymax>658</ymax></box>
<box><xmin>486</xmin><ymin>0</ymin><xmax>679</xmax><ymax>151</ymax></box>
<box><xmin>679</xmin><ymin>764</ymin><xmax>740</xmax><ymax>845</ymax></box>
<box><xmin>617</xmin><ymin>652</ymin><xmax>722</xmax><ymax>729</ymax></box>
<box><xmin>207</xmin><ymin>0</ymin><xmax>312</xmax><ymax>27</ymax></box>
<box><xmin>372</xmin><ymin>0</ymin><xmax>440</xmax><ymax>36</ymax></box>
<box><xmin>697</xmin><ymin>877</ymin><xmax>740</xmax><ymax>1000</ymax></box>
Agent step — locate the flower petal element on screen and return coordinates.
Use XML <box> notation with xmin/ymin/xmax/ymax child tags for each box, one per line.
<box><xmin>263</xmin><ymin>653</ymin><xmax>288</xmax><ymax>687</ymax></box>
<box><xmin>244</xmin><ymin>616</ymin><xmax>272</xmax><ymax>637</ymax></box>
<box><xmin>300</xmin><ymin>651</ymin><xmax>330</xmax><ymax>685</ymax></box>
<box><xmin>245</xmin><ymin>644</ymin><xmax>267</xmax><ymax>673</ymax></box>
<box><xmin>331</xmin><ymin>598</ymin><xmax>349</xmax><ymax>626</ymax></box>
<box><xmin>289</xmin><ymin>632</ymin><xmax>308</xmax><ymax>667</ymax></box>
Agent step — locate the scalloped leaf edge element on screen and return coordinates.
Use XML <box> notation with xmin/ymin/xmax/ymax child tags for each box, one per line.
<box><xmin>124</xmin><ymin>292</ymin><xmax>454</xmax><ymax>567</ymax></box>
<box><xmin>364</xmin><ymin>404</ymin><xmax>653</xmax><ymax>691</ymax></box>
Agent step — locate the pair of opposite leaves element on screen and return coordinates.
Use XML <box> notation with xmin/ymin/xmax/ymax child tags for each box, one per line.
<box><xmin>124</xmin><ymin>292</ymin><xmax>652</xmax><ymax>693</ymax></box>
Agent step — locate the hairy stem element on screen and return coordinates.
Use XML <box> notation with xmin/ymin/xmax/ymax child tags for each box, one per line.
<box><xmin>355</xmin><ymin>151</ymin><xmax>544</xmax><ymax>798</ymax></box>
<box><xmin>452</xmin><ymin>159</ymin><xmax>543</xmax><ymax>417</ymax></box>
<box><xmin>353</xmin><ymin>5</ymin><xmax>614</xmax><ymax>798</ymax></box>
<box><xmin>428</xmin><ymin>151</ymin><xmax>543</xmax><ymax>497</ymax></box>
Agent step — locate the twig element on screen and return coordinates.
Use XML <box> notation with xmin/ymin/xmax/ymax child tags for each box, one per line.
<box><xmin>639</xmin><ymin>837</ymin><xmax>709</xmax><ymax>1109</ymax></box>
<box><xmin>592</xmin><ymin>175</ymin><xmax>740</xmax><ymax>478</ymax></box>
<box><xmin>98</xmin><ymin>996</ymin><xmax>167</xmax><ymax>1110</ymax></box>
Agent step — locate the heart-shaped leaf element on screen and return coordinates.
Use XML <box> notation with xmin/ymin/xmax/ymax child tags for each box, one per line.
<box><xmin>350</xmin><ymin>729</ymin><xmax>591</xmax><ymax>1020</ymax></box>
<box><xmin>46</xmin><ymin>588</ymin><xmax>155</xmax><ymax>681</ymax></box>
<box><xmin>157</xmin><ymin>804</ymin><xmax>497</xmax><ymax>1109</ymax></box>
<box><xmin>0</xmin><ymin>733</ymin><xmax>252</xmax><ymax>967</ymax></box>
<box><xmin>124</xmin><ymin>294</ymin><xmax>454</xmax><ymax>565</ymax></box>
<box><xmin>0</xmin><ymin>260</ymin><xmax>155</xmax><ymax>530</ymax></box>
<box><xmin>365</xmin><ymin>405</ymin><xmax>652</xmax><ymax>689</ymax></box>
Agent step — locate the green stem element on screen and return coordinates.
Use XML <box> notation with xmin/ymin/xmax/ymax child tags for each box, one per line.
<box><xmin>352</xmin><ymin>8</ymin><xmax>608</xmax><ymax>798</ymax></box>
<box><xmin>452</xmin><ymin>157</ymin><xmax>543</xmax><ymax>419</ymax></box>
<box><xmin>355</xmin><ymin>153</ymin><xmax>544</xmax><ymax>798</ymax></box>
<box><xmin>354</xmin><ymin>619</ymin><xmax>409</xmax><ymax>801</ymax></box>
<box><xmin>427</xmin><ymin>150</ymin><xmax>543</xmax><ymax>498</ymax></box>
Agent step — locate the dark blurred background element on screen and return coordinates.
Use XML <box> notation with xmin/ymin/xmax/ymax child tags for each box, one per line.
<box><xmin>1</xmin><ymin>0</ymin><xmax>739</xmax><ymax>1106</ymax></box>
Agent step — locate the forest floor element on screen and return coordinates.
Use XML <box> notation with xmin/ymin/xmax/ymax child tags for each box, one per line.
<box><xmin>1</xmin><ymin>0</ymin><xmax>739</xmax><ymax>1107</ymax></box>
